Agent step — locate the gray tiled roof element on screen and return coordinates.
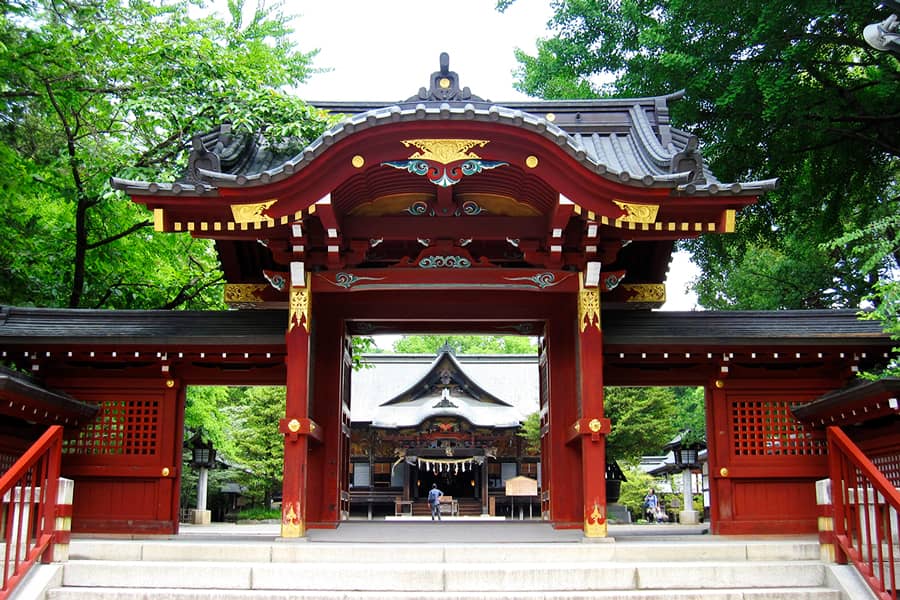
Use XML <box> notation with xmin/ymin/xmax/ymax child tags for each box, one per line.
<box><xmin>111</xmin><ymin>96</ymin><xmax>776</xmax><ymax>199</ymax></box>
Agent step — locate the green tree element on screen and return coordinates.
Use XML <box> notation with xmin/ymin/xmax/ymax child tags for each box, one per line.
<box><xmin>393</xmin><ymin>335</ymin><xmax>537</xmax><ymax>354</ymax></box>
<box><xmin>827</xmin><ymin>211</ymin><xmax>900</xmax><ymax>376</ymax></box>
<box><xmin>672</xmin><ymin>386</ymin><xmax>706</xmax><ymax>442</ymax></box>
<box><xmin>517</xmin><ymin>411</ymin><xmax>542</xmax><ymax>454</ymax></box>
<box><xmin>501</xmin><ymin>0</ymin><xmax>899</xmax><ymax>310</ymax></box>
<box><xmin>604</xmin><ymin>387</ymin><xmax>679</xmax><ymax>460</ymax></box>
<box><xmin>226</xmin><ymin>386</ymin><xmax>286</xmax><ymax>506</ymax></box>
<box><xmin>0</xmin><ymin>0</ymin><xmax>327</xmax><ymax>309</ymax></box>
<box><xmin>617</xmin><ymin>463</ymin><xmax>659</xmax><ymax>521</ymax></box>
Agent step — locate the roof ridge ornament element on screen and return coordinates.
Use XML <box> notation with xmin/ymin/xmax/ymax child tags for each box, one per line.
<box><xmin>408</xmin><ymin>52</ymin><xmax>484</xmax><ymax>102</ymax></box>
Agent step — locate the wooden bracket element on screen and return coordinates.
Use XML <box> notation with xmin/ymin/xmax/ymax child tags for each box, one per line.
<box><xmin>278</xmin><ymin>417</ymin><xmax>324</xmax><ymax>444</ymax></box>
<box><xmin>566</xmin><ymin>417</ymin><xmax>611</xmax><ymax>445</ymax></box>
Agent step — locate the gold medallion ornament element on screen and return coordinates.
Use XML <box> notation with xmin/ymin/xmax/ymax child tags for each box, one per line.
<box><xmin>287</xmin><ymin>419</ymin><xmax>301</xmax><ymax>433</ymax></box>
<box><xmin>351</xmin><ymin>155</ymin><xmax>365</xmax><ymax>168</ymax></box>
<box><xmin>578</xmin><ymin>274</ymin><xmax>601</xmax><ymax>333</ymax></box>
<box><xmin>525</xmin><ymin>155</ymin><xmax>539</xmax><ymax>169</ymax></box>
<box><xmin>588</xmin><ymin>419</ymin><xmax>603</xmax><ymax>433</ymax></box>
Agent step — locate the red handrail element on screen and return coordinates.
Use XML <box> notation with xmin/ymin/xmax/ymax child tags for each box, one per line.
<box><xmin>828</xmin><ymin>425</ymin><xmax>899</xmax><ymax>600</ymax></box>
<box><xmin>0</xmin><ymin>425</ymin><xmax>63</xmax><ymax>600</ymax></box>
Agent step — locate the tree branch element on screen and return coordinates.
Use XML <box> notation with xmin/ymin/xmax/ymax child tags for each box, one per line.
<box><xmin>85</xmin><ymin>219</ymin><xmax>152</xmax><ymax>250</ymax></box>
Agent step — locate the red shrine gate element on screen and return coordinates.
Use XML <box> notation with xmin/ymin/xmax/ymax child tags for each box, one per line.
<box><xmin>1</xmin><ymin>55</ymin><xmax>894</xmax><ymax>538</ymax></box>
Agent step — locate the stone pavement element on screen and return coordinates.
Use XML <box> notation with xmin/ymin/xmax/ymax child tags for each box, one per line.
<box><xmin>168</xmin><ymin>520</ymin><xmax>714</xmax><ymax>543</ymax></box>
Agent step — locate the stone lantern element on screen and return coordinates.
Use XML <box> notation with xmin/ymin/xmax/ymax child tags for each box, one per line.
<box><xmin>664</xmin><ymin>430</ymin><xmax>706</xmax><ymax>525</ymax></box>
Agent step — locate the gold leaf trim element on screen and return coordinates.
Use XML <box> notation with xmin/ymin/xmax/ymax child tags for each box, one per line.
<box><xmin>401</xmin><ymin>139</ymin><xmax>489</xmax><ymax>164</ymax></box>
<box><xmin>622</xmin><ymin>283</ymin><xmax>666</xmax><ymax>303</ymax></box>
<box><xmin>288</xmin><ymin>273</ymin><xmax>312</xmax><ymax>332</ymax></box>
<box><xmin>281</xmin><ymin>502</ymin><xmax>304</xmax><ymax>538</ymax></box>
<box><xmin>231</xmin><ymin>200</ymin><xmax>277</xmax><ymax>224</ymax></box>
<box><xmin>612</xmin><ymin>200</ymin><xmax>659</xmax><ymax>223</ymax></box>
<box><xmin>578</xmin><ymin>274</ymin><xmax>601</xmax><ymax>333</ymax></box>
<box><xmin>223</xmin><ymin>284</ymin><xmax>267</xmax><ymax>304</ymax></box>
<box><xmin>584</xmin><ymin>502</ymin><xmax>607</xmax><ymax>538</ymax></box>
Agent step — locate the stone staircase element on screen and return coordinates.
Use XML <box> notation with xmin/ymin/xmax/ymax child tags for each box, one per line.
<box><xmin>32</xmin><ymin>534</ymin><xmax>870</xmax><ymax>600</ymax></box>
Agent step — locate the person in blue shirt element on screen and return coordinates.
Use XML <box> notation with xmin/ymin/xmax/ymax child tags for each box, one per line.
<box><xmin>643</xmin><ymin>488</ymin><xmax>663</xmax><ymax>523</ymax></box>
<box><xmin>427</xmin><ymin>483</ymin><xmax>444</xmax><ymax>520</ymax></box>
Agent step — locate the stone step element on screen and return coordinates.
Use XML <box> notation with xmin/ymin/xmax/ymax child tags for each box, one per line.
<box><xmin>48</xmin><ymin>587</ymin><xmax>843</xmax><ymax>600</ymax></box>
<box><xmin>59</xmin><ymin>560</ymin><xmax>827</xmax><ymax>592</ymax></box>
<box><xmin>67</xmin><ymin>539</ymin><xmax>821</xmax><ymax>564</ymax></box>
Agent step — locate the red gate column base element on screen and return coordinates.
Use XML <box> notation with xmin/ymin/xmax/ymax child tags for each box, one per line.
<box><xmin>278</xmin><ymin>417</ymin><xmax>322</xmax><ymax>538</ymax></box>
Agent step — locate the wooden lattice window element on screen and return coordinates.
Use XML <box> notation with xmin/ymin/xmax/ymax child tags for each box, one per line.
<box><xmin>872</xmin><ymin>453</ymin><xmax>900</xmax><ymax>487</ymax></box>
<box><xmin>731</xmin><ymin>399</ymin><xmax>826</xmax><ymax>457</ymax></box>
<box><xmin>64</xmin><ymin>397</ymin><xmax>159</xmax><ymax>456</ymax></box>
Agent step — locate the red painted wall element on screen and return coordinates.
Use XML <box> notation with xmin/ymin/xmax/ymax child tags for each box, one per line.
<box><xmin>707</xmin><ymin>378</ymin><xmax>837</xmax><ymax>535</ymax></box>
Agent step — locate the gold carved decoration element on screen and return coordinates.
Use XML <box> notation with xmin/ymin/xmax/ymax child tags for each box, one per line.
<box><xmin>351</xmin><ymin>155</ymin><xmax>365</xmax><ymax>168</ymax></box>
<box><xmin>288</xmin><ymin>278</ymin><xmax>311</xmax><ymax>333</ymax></box>
<box><xmin>622</xmin><ymin>283</ymin><xmax>666</xmax><ymax>304</ymax></box>
<box><xmin>525</xmin><ymin>155</ymin><xmax>539</xmax><ymax>168</ymax></box>
<box><xmin>287</xmin><ymin>419</ymin><xmax>301</xmax><ymax>433</ymax></box>
<box><xmin>588</xmin><ymin>419</ymin><xmax>603</xmax><ymax>433</ymax></box>
<box><xmin>456</xmin><ymin>193</ymin><xmax>541</xmax><ymax>217</ymax></box>
<box><xmin>231</xmin><ymin>199</ymin><xmax>277</xmax><ymax>224</ymax></box>
<box><xmin>612</xmin><ymin>200</ymin><xmax>660</xmax><ymax>224</ymax></box>
<box><xmin>224</xmin><ymin>284</ymin><xmax>267</xmax><ymax>304</ymax></box>
<box><xmin>348</xmin><ymin>193</ymin><xmax>434</xmax><ymax>217</ymax></box>
<box><xmin>281</xmin><ymin>502</ymin><xmax>303</xmax><ymax>538</ymax></box>
<box><xmin>578</xmin><ymin>274</ymin><xmax>601</xmax><ymax>333</ymax></box>
<box><xmin>161</xmin><ymin>467</ymin><xmax>170</xmax><ymax>477</ymax></box>
<box><xmin>401</xmin><ymin>139</ymin><xmax>489</xmax><ymax>164</ymax></box>
<box><xmin>584</xmin><ymin>502</ymin><xmax>607</xmax><ymax>538</ymax></box>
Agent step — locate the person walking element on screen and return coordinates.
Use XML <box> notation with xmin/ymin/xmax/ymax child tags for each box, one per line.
<box><xmin>643</xmin><ymin>488</ymin><xmax>663</xmax><ymax>523</ymax></box>
<box><xmin>427</xmin><ymin>483</ymin><xmax>444</xmax><ymax>520</ymax></box>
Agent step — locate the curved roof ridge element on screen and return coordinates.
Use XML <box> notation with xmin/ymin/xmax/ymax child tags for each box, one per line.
<box><xmin>112</xmin><ymin>101</ymin><xmax>776</xmax><ymax>199</ymax></box>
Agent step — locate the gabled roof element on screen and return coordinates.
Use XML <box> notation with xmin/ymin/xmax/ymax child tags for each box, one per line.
<box><xmin>792</xmin><ymin>377</ymin><xmax>900</xmax><ymax>428</ymax></box>
<box><xmin>114</xmin><ymin>95</ymin><xmax>774</xmax><ymax>199</ymax></box>
<box><xmin>368</xmin><ymin>345</ymin><xmax>523</xmax><ymax>429</ymax></box>
<box><xmin>0</xmin><ymin>366</ymin><xmax>99</xmax><ymax>427</ymax></box>
<box><xmin>108</xmin><ymin>54</ymin><xmax>776</xmax><ymax>303</ymax></box>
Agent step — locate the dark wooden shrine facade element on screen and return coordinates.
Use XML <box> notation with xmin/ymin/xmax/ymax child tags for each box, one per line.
<box><xmin>1</xmin><ymin>56</ymin><xmax>896</xmax><ymax>538</ymax></box>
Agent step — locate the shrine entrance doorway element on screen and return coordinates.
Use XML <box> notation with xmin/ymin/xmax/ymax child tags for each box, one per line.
<box><xmin>348</xmin><ymin>335</ymin><xmax>540</xmax><ymax>517</ymax></box>
<box><xmin>416</xmin><ymin>468</ymin><xmax>479</xmax><ymax>500</ymax></box>
<box><xmin>299</xmin><ymin>288</ymin><xmax>588</xmax><ymax>532</ymax></box>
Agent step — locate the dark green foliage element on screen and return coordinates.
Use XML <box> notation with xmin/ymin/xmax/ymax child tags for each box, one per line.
<box><xmin>0</xmin><ymin>0</ymin><xmax>327</xmax><ymax>309</ymax></box>
<box><xmin>503</xmin><ymin>0</ymin><xmax>899</xmax><ymax>310</ymax></box>
<box><xmin>392</xmin><ymin>335</ymin><xmax>537</xmax><ymax>354</ymax></box>
<box><xmin>604</xmin><ymin>387</ymin><xmax>679</xmax><ymax>459</ymax></box>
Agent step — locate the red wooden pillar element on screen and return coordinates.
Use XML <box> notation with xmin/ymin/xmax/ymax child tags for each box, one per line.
<box><xmin>277</xmin><ymin>275</ymin><xmax>320</xmax><ymax>538</ymax></box>
<box><xmin>572</xmin><ymin>276</ymin><xmax>610</xmax><ymax>537</ymax></box>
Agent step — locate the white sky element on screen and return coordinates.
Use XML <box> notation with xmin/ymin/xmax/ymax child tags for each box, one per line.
<box><xmin>216</xmin><ymin>0</ymin><xmax>701</xmax><ymax>313</ymax></box>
